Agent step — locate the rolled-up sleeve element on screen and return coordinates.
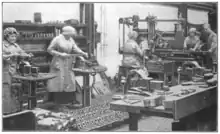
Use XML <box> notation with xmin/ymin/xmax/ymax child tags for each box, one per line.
<box><xmin>3</xmin><ymin>46</ymin><xmax>11</xmax><ymax>61</ymax></box>
<box><xmin>47</xmin><ymin>37</ymin><xmax>63</xmax><ymax>56</ymax></box>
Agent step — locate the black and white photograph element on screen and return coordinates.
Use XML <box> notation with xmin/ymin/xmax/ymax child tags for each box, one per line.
<box><xmin>2</xmin><ymin>2</ymin><xmax>218</xmax><ymax>132</ymax></box>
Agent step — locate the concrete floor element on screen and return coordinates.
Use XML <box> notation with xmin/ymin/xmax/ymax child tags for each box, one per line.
<box><xmin>112</xmin><ymin>116</ymin><xmax>173</xmax><ymax>132</ymax></box>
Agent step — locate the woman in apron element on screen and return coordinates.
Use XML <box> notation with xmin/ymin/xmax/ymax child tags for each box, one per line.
<box><xmin>183</xmin><ymin>28</ymin><xmax>200</xmax><ymax>51</ymax></box>
<box><xmin>122</xmin><ymin>31</ymin><xmax>149</xmax><ymax>78</ymax></box>
<box><xmin>3</xmin><ymin>27</ymin><xmax>31</xmax><ymax>114</ymax></box>
<box><xmin>47</xmin><ymin>26</ymin><xmax>88</xmax><ymax>105</ymax></box>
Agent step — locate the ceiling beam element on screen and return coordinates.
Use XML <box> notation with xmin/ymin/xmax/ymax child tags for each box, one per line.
<box><xmin>151</xmin><ymin>2</ymin><xmax>216</xmax><ymax>12</ymax></box>
<box><xmin>187</xmin><ymin>4</ymin><xmax>215</xmax><ymax>11</ymax></box>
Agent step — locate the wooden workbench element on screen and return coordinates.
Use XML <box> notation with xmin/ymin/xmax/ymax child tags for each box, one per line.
<box><xmin>72</xmin><ymin>66</ymin><xmax>107</xmax><ymax>107</ymax></box>
<box><xmin>110</xmin><ymin>84</ymin><xmax>217</xmax><ymax>131</ymax></box>
<box><xmin>13</xmin><ymin>73</ymin><xmax>57</xmax><ymax>110</ymax></box>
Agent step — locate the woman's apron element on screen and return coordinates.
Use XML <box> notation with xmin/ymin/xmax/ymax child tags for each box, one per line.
<box><xmin>122</xmin><ymin>40</ymin><xmax>149</xmax><ymax>77</ymax></box>
<box><xmin>47</xmin><ymin>56</ymin><xmax>76</xmax><ymax>92</ymax></box>
<box><xmin>47</xmin><ymin>37</ymin><xmax>77</xmax><ymax>92</ymax></box>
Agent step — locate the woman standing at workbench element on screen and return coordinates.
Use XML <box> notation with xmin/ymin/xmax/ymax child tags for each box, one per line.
<box><xmin>47</xmin><ymin>26</ymin><xmax>88</xmax><ymax>105</ymax></box>
<box><xmin>2</xmin><ymin>27</ymin><xmax>31</xmax><ymax>114</ymax></box>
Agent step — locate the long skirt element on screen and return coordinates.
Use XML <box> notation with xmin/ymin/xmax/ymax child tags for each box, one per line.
<box><xmin>3</xmin><ymin>83</ymin><xmax>20</xmax><ymax>114</ymax></box>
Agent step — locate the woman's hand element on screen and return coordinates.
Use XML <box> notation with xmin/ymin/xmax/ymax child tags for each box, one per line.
<box><xmin>60</xmin><ymin>53</ymin><xmax>70</xmax><ymax>58</ymax></box>
<box><xmin>28</xmin><ymin>53</ymin><xmax>34</xmax><ymax>57</ymax></box>
<box><xmin>11</xmin><ymin>52</ymin><xmax>20</xmax><ymax>57</ymax></box>
<box><xmin>20</xmin><ymin>53</ymin><xmax>31</xmax><ymax>57</ymax></box>
<box><xmin>78</xmin><ymin>56</ymin><xmax>86</xmax><ymax>61</ymax></box>
<box><xmin>189</xmin><ymin>48</ymin><xmax>195</xmax><ymax>52</ymax></box>
<box><xmin>83</xmin><ymin>53</ymin><xmax>89</xmax><ymax>58</ymax></box>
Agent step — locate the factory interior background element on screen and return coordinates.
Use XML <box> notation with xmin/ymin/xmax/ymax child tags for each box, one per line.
<box><xmin>2</xmin><ymin>2</ymin><xmax>217</xmax><ymax>131</ymax></box>
<box><xmin>3</xmin><ymin>3</ymin><xmax>209</xmax><ymax>78</ymax></box>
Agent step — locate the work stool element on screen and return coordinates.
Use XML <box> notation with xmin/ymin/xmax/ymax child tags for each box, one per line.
<box><xmin>117</xmin><ymin>65</ymin><xmax>140</xmax><ymax>93</ymax></box>
<box><xmin>213</xmin><ymin>62</ymin><xmax>217</xmax><ymax>73</ymax></box>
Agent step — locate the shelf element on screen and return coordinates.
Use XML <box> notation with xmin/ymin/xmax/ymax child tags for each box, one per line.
<box><xmin>3</xmin><ymin>22</ymin><xmax>87</xmax><ymax>28</ymax></box>
<box><xmin>133</xmin><ymin>28</ymin><xmax>148</xmax><ymax>32</ymax></box>
<box><xmin>18</xmin><ymin>37</ymin><xmax>53</xmax><ymax>41</ymax></box>
<box><xmin>18</xmin><ymin>36</ymin><xmax>86</xmax><ymax>41</ymax></box>
<box><xmin>33</xmin><ymin>63</ymin><xmax>50</xmax><ymax>67</ymax></box>
<box><xmin>74</xmin><ymin>35</ymin><xmax>87</xmax><ymax>40</ymax></box>
<box><xmin>138</xmin><ymin>32</ymin><xmax>149</xmax><ymax>35</ymax></box>
<box><xmin>52</xmin><ymin>23</ymin><xmax>87</xmax><ymax>28</ymax></box>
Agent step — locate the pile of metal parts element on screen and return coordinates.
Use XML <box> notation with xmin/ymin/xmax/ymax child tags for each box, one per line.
<box><xmin>33</xmin><ymin>108</ymin><xmax>76</xmax><ymax>131</ymax></box>
<box><xmin>178</xmin><ymin>61</ymin><xmax>212</xmax><ymax>83</ymax></box>
<box><xmin>34</xmin><ymin>101</ymin><xmax>128</xmax><ymax>131</ymax></box>
<box><xmin>60</xmin><ymin>101</ymin><xmax>128</xmax><ymax>131</ymax></box>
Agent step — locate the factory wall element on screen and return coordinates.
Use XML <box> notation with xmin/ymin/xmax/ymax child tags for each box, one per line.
<box><xmin>3</xmin><ymin>3</ymin><xmax>80</xmax><ymax>23</ymax></box>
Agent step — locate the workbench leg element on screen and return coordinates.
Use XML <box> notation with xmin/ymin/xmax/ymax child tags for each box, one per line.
<box><xmin>196</xmin><ymin>105</ymin><xmax>217</xmax><ymax>131</ymax></box>
<box><xmin>172</xmin><ymin>120</ymin><xmax>187</xmax><ymax>131</ymax></box>
<box><xmin>124</xmin><ymin>71</ymin><xmax>131</xmax><ymax>95</ymax></box>
<box><xmin>171</xmin><ymin>73</ymin><xmax>176</xmax><ymax>86</ymax></box>
<box><xmin>163</xmin><ymin>73</ymin><xmax>167</xmax><ymax>85</ymax></box>
<box><xmin>28</xmin><ymin>81</ymin><xmax>37</xmax><ymax>109</ymax></box>
<box><xmin>19</xmin><ymin>80</ymin><xmax>24</xmax><ymax>110</ymax></box>
<box><xmin>83</xmin><ymin>74</ymin><xmax>91</xmax><ymax>107</ymax></box>
<box><xmin>128</xmin><ymin>113</ymin><xmax>139</xmax><ymax>131</ymax></box>
<box><xmin>172</xmin><ymin>114</ymin><xmax>198</xmax><ymax>131</ymax></box>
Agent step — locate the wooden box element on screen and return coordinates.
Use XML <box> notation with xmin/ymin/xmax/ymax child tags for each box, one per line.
<box><xmin>150</xmin><ymin>80</ymin><xmax>164</xmax><ymax>90</ymax></box>
<box><xmin>143</xmin><ymin>95</ymin><xmax>163</xmax><ymax>107</ymax></box>
<box><xmin>146</xmin><ymin>60</ymin><xmax>174</xmax><ymax>73</ymax></box>
<box><xmin>130</xmin><ymin>77</ymin><xmax>153</xmax><ymax>91</ymax></box>
<box><xmin>3</xmin><ymin>110</ymin><xmax>36</xmax><ymax>131</ymax></box>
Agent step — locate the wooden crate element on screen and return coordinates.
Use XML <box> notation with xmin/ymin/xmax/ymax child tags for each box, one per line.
<box><xmin>146</xmin><ymin>60</ymin><xmax>175</xmax><ymax>73</ymax></box>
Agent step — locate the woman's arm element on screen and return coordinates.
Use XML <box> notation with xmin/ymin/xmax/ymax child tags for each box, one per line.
<box><xmin>14</xmin><ymin>44</ymin><xmax>31</xmax><ymax>56</ymax></box>
<box><xmin>47</xmin><ymin>37</ymin><xmax>65</xmax><ymax>57</ymax></box>
<box><xmin>3</xmin><ymin>45</ymin><xmax>14</xmax><ymax>61</ymax></box>
<box><xmin>3</xmin><ymin>51</ymin><xmax>13</xmax><ymax>61</ymax></box>
<box><xmin>209</xmin><ymin>35</ymin><xmax>217</xmax><ymax>53</ymax></box>
<box><xmin>183</xmin><ymin>37</ymin><xmax>188</xmax><ymax>49</ymax></box>
<box><xmin>133</xmin><ymin>42</ymin><xmax>143</xmax><ymax>57</ymax></box>
<box><xmin>16</xmin><ymin>44</ymin><xmax>25</xmax><ymax>54</ymax></box>
<box><xmin>72</xmin><ymin>41</ymin><xmax>87</xmax><ymax>56</ymax></box>
<box><xmin>192</xmin><ymin>38</ymin><xmax>201</xmax><ymax>51</ymax></box>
